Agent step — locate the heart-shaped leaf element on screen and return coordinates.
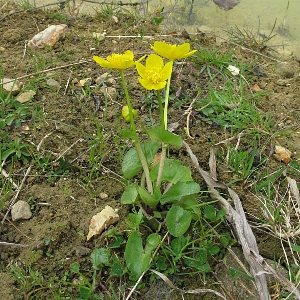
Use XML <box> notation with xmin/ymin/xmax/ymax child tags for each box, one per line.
<box><xmin>147</xmin><ymin>127</ymin><xmax>182</xmax><ymax>147</ymax></box>
<box><xmin>122</xmin><ymin>142</ymin><xmax>160</xmax><ymax>179</ymax></box>
<box><xmin>125</xmin><ymin>231</ymin><xmax>160</xmax><ymax>279</ymax></box>
<box><xmin>166</xmin><ymin>206</ymin><xmax>192</xmax><ymax>237</ymax></box>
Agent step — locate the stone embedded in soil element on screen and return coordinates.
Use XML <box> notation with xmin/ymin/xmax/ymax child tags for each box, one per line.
<box><xmin>11</xmin><ymin>200</ymin><xmax>32</xmax><ymax>221</ymax></box>
<box><xmin>87</xmin><ymin>205</ymin><xmax>119</xmax><ymax>241</ymax></box>
<box><xmin>75</xmin><ymin>246</ymin><xmax>92</xmax><ymax>257</ymax></box>
<box><xmin>16</xmin><ymin>90</ymin><xmax>36</xmax><ymax>103</ymax></box>
<box><xmin>95</xmin><ymin>73</ymin><xmax>116</xmax><ymax>86</ymax></box>
<box><xmin>46</xmin><ymin>78</ymin><xmax>60</xmax><ymax>88</ymax></box>
<box><xmin>100</xmin><ymin>192</ymin><xmax>108</xmax><ymax>199</ymax></box>
<box><xmin>277</xmin><ymin>62</ymin><xmax>295</xmax><ymax>78</ymax></box>
<box><xmin>1</xmin><ymin>78</ymin><xmax>21</xmax><ymax>95</ymax></box>
<box><xmin>273</xmin><ymin>145</ymin><xmax>292</xmax><ymax>164</ymax></box>
<box><xmin>28</xmin><ymin>24</ymin><xmax>68</xmax><ymax>49</ymax></box>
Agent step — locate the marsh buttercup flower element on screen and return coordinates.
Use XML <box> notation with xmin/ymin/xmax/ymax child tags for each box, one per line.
<box><xmin>93</xmin><ymin>50</ymin><xmax>135</xmax><ymax>70</ymax></box>
<box><xmin>136</xmin><ymin>54</ymin><xmax>172</xmax><ymax>90</ymax></box>
<box><xmin>151</xmin><ymin>41</ymin><xmax>197</xmax><ymax>61</ymax></box>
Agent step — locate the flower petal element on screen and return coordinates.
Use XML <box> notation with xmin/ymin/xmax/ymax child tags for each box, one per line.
<box><xmin>146</xmin><ymin>54</ymin><xmax>163</xmax><ymax>68</ymax></box>
<box><xmin>135</xmin><ymin>62</ymin><xmax>146</xmax><ymax>78</ymax></box>
<box><xmin>173</xmin><ymin>43</ymin><xmax>190</xmax><ymax>58</ymax></box>
<box><xmin>93</xmin><ymin>56</ymin><xmax>112</xmax><ymax>68</ymax></box>
<box><xmin>124</xmin><ymin>50</ymin><xmax>134</xmax><ymax>60</ymax></box>
<box><xmin>151</xmin><ymin>41</ymin><xmax>171</xmax><ymax>59</ymax></box>
<box><xmin>161</xmin><ymin>62</ymin><xmax>173</xmax><ymax>81</ymax></box>
<box><xmin>138</xmin><ymin>78</ymin><xmax>166</xmax><ymax>90</ymax></box>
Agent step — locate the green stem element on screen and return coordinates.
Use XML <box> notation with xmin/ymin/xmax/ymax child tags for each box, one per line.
<box><xmin>119</xmin><ymin>70</ymin><xmax>153</xmax><ymax>195</ymax></box>
<box><xmin>119</xmin><ymin>70</ymin><xmax>136</xmax><ymax>134</ymax></box>
<box><xmin>163</xmin><ymin>60</ymin><xmax>173</xmax><ymax>130</ymax></box>
<box><xmin>135</xmin><ymin>141</ymin><xmax>153</xmax><ymax>194</ymax></box>
<box><xmin>156</xmin><ymin>143</ymin><xmax>167</xmax><ymax>188</ymax></box>
<box><xmin>156</xmin><ymin>90</ymin><xmax>165</xmax><ymax>129</ymax></box>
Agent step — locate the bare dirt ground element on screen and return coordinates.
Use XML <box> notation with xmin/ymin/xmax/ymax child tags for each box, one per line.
<box><xmin>1</xmin><ymin>1</ymin><xmax>300</xmax><ymax>299</ymax></box>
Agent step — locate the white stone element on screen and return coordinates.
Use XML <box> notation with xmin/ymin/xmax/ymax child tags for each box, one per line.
<box><xmin>16</xmin><ymin>90</ymin><xmax>36</xmax><ymax>103</ymax></box>
<box><xmin>87</xmin><ymin>206</ymin><xmax>119</xmax><ymax>241</ymax></box>
<box><xmin>11</xmin><ymin>200</ymin><xmax>32</xmax><ymax>221</ymax></box>
<box><xmin>28</xmin><ymin>24</ymin><xmax>68</xmax><ymax>49</ymax></box>
<box><xmin>1</xmin><ymin>78</ymin><xmax>21</xmax><ymax>95</ymax></box>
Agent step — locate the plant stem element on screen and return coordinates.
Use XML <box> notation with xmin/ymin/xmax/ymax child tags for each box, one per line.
<box><xmin>119</xmin><ymin>70</ymin><xmax>136</xmax><ymax>134</ymax></box>
<box><xmin>119</xmin><ymin>70</ymin><xmax>153</xmax><ymax>194</ymax></box>
<box><xmin>135</xmin><ymin>141</ymin><xmax>153</xmax><ymax>194</ymax></box>
<box><xmin>163</xmin><ymin>60</ymin><xmax>173</xmax><ymax>130</ymax></box>
<box><xmin>156</xmin><ymin>143</ymin><xmax>167</xmax><ymax>188</ymax></box>
<box><xmin>156</xmin><ymin>90</ymin><xmax>165</xmax><ymax>128</ymax></box>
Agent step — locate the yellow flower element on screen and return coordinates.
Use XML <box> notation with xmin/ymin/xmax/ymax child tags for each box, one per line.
<box><xmin>135</xmin><ymin>54</ymin><xmax>172</xmax><ymax>90</ymax></box>
<box><xmin>151</xmin><ymin>41</ymin><xmax>197</xmax><ymax>61</ymax></box>
<box><xmin>93</xmin><ymin>50</ymin><xmax>135</xmax><ymax>70</ymax></box>
<box><xmin>122</xmin><ymin>106</ymin><xmax>137</xmax><ymax>122</ymax></box>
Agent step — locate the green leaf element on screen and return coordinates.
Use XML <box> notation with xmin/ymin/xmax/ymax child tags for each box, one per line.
<box><xmin>150</xmin><ymin>159</ymin><xmax>193</xmax><ymax>184</ymax></box>
<box><xmin>138</xmin><ymin>187</ymin><xmax>160</xmax><ymax>207</ymax></box>
<box><xmin>228</xmin><ymin>268</ymin><xmax>255</xmax><ymax>281</ymax></box>
<box><xmin>147</xmin><ymin>127</ymin><xmax>182</xmax><ymax>147</ymax></box>
<box><xmin>70</xmin><ymin>262</ymin><xmax>80</xmax><ymax>273</ymax></box>
<box><xmin>2</xmin><ymin>148</ymin><xmax>16</xmax><ymax>161</ymax></box>
<box><xmin>178</xmin><ymin>197</ymin><xmax>201</xmax><ymax>217</ymax></box>
<box><xmin>91</xmin><ymin>248</ymin><xmax>111</xmax><ymax>270</ymax></box>
<box><xmin>204</xmin><ymin>205</ymin><xmax>217</xmax><ymax>221</ymax></box>
<box><xmin>125</xmin><ymin>231</ymin><xmax>160</xmax><ymax>279</ymax></box>
<box><xmin>184</xmin><ymin>260</ymin><xmax>210</xmax><ymax>273</ymax></box>
<box><xmin>109</xmin><ymin>236</ymin><xmax>125</xmax><ymax>249</ymax></box>
<box><xmin>120</xmin><ymin>129</ymin><xmax>138</xmax><ymax>140</ymax></box>
<box><xmin>145</xmin><ymin>233</ymin><xmax>161</xmax><ymax>254</ymax></box>
<box><xmin>160</xmin><ymin>181</ymin><xmax>200</xmax><ymax>205</ymax></box>
<box><xmin>110</xmin><ymin>256</ymin><xmax>125</xmax><ymax>277</ymax></box>
<box><xmin>166</xmin><ymin>206</ymin><xmax>192</xmax><ymax>237</ymax></box>
<box><xmin>121</xmin><ymin>183</ymin><xmax>138</xmax><ymax>204</ymax></box>
<box><xmin>122</xmin><ymin>142</ymin><xmax>160</xmax><ymax>179</ymax></box>
<box><xmin>291</xmin><ymin>243</ymin><xmax>300</xmax><ymax>254</ymax></box>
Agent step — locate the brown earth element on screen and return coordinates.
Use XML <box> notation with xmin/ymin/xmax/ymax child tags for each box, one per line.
<box><xmin>0</xmin><ymin>1</ymin><xmax>300</xmax><ymax>299</ymax></box>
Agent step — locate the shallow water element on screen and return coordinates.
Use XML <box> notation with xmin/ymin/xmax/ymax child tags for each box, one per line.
<box><xmin>29</xmin><ymin>0</ymin><xmax>299</xmax><ymax>56</ymax></box>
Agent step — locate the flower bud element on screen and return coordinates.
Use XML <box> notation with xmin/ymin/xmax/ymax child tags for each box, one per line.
<box><xmin>122</xmin><ymin>106</ymin><xmax>137</xmax><ymax>122</ymax></box>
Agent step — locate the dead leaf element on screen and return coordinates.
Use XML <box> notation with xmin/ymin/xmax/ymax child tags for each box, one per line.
<box><xmin>252</xmin><ymin>84</ymin><xmax>261</xmax><ymax>92</ymax></box>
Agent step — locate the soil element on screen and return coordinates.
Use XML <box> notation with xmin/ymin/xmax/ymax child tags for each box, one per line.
<box><xmin>0</xmin><ymin>2</ymin><xmax>300</xmax><ymax>300</ymax></box>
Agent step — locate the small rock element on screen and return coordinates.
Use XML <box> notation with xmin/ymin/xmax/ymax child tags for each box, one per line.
<box><xmin>28</xmin><ymin>24</ymin><xmax>68</xmax><ymax>49</ymax></box>
<box><xmin>100</xmin><ymin>192</ymin><xmax>108</xmax><ymax>199</ymax></box>
<box><xmin>276</xmin><ymin>79</ymin><xmax>291</xmax><ymax>86</ymax></box>
<box><xmin>11</xmin><ymin>200</ymin><xmax>32</xmax><ymax>221</ymax></box>
<box><xmin>87</xmin><ymin>206</ymin><xmax>119</xmax><ymax>241</ymax></box>
<box><xmin>1</xmin><ymin>78</ymin><xmax>21</xmax><ymax>95</ymax></box>
<box><xmin>75</xmin><ymin>246</ymin><xmax>92</xmax><ymax>257</ymax></box>
<box><xmin>95</xmin><ymin>73</ymin><xmax>115</xmax><ymax>87</ymax></box>
<box><xmin>277</xmin><ymin>62</ymin><xmax>295</xmax><ymax>78</ymax></box>
<box><xmin>46</xmin><ymin>78</ymin><xmax>60</xmax><ymax>88</ymax></box>
<box><xmin>16</xmin><ymin>90</ymin><xmax>36</xmax><ymax>103</ymax></box>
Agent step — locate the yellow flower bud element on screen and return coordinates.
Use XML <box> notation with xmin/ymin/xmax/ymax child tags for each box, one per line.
<box><xmin>122</xmin><ymin>106</ymin><xmax>137</xmax><ymax>122</ymax></box>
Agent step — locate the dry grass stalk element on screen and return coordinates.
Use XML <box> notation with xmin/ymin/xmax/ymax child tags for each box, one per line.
<box><xmin>183</xmin><ymin>140</ymin><xmax>300</xmax><ymax>300</ymax></box>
